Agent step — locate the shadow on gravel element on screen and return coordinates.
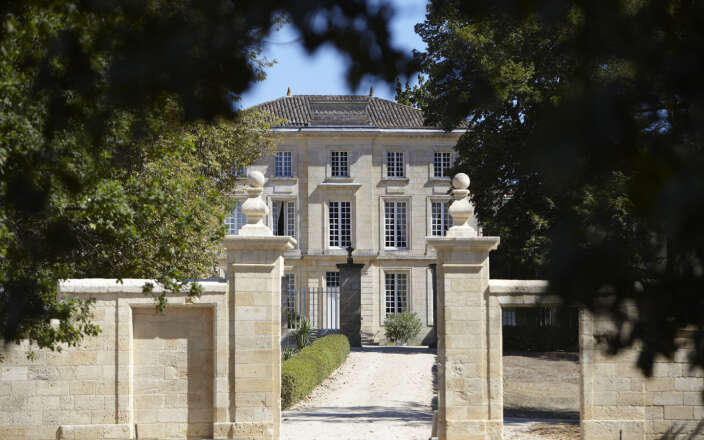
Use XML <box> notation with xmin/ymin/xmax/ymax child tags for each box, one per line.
<box><xmin>283</xmin><ymin>403</ymin><xmax>432</xmax><ymax>425</ymax></box>
<box><xmin>353</xmin><ymin>346</ymin><xmax>434</xmax><ymax>355</ymax></box>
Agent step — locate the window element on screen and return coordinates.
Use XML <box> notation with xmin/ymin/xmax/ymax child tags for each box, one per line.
<box><xmin>328</xmin><ymin>201</ymin><xmax>351</xmax><ymax>248</ymax></box>
<box><xmin>330</xmin><ymin>151</ymin><xmax>349</xmax><ymax>177</ymax></box>
<box><xmin>384</xmin><ymin>201</ymin><xmax>407</xmax><ymax>248</ymax></box>
<box><xmin>433</xmin><ymin>152</ymin><xmax>451</xmax><ymax>178</ymax></box>
<box><xmin>503</xmin><ymin>309</ymin><xmax>517</xmax><ymax>326</ymax></box>
<box><xmin>272</xmin><ymin>200</ymin><xmax>296</xmax><ymax>239</ymax></box>
<box><xmin>275</xmin><ymin>151</ymin><xmax>292</xmax><ymax>177</ymax></box>
<box><xmin>224</xmin><ymin>201</ymin><xmax>247</xmax><ymax>235</ymax></box>
<box><xmin>386</xmin><ymin>151</ymin><xmax>405</xmax><ymax>178</ymax></box>
<box><xmin>431</xmin><ymin>201</ymin><xmax>453</xmax><ymax>236</ymax></box>
<box><xmin>385</xmin><ymin>273</ymin><xmax>408</xmax><ymax>314</ymax></box>
<box><xmin>231</xmin><ymin>166</ymin><xmax>247</xmax><ymax>178</ymax></box>
<box><xmin>283</xmin><ymin>273</ymin><xmax>296</xmax><ymax>310</ymax></box>
<box><xmin>326</xmin><ymin>272</ymin><xmax>340</xmax><ymax>291</ymax></box>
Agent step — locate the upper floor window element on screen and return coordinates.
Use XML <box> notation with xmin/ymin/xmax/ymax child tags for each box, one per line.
<box><xmin>431</xmin><ymin>201</ymin><xmax>453</xmax><ymax>236</ymax></box>
<box><xmin>385</xmin><ymin>272</ymin><xmax>408</xmax><ymax>314</ymax></box>
<box><xmin>330</xmin><ymin>151</ymin><xmax>349</xmax><ymax>177</ymax></box>
<box><xmin>224</xmin><ymin>201</ymin><xmax>247</xmax><ymax>235</ymax></box>
<box><xmin>329</xmin><ymin>201</ymin><xmax>351</xmax><ymax>248</ymax></box>
<box><xmin>386</xmin><ymin>151</ymin><xmax>405</xmax><ymax>178</ymax></box>
<box><xmin>384</xmin><ymin>201</ymin><xmax>407</xmax><ymax>249</ymax></box>
<box><xmin>275</xmin><ymin>151</ymin><xmax>292</xmax><ymax>177</ymax></box>
<box><xmin>433</xmin><ymin>152</ymin><xmax>451</xmax><ymax>178</ymax></box>
<box><xmin>272</xmin><ymin>200</ymin><xmax>296</xmax><ymax>240</ymax></box>
<box><xmin>231</xmin><ymin>166</ymin><xmax>247</xmax><ymax>178</ymax></box>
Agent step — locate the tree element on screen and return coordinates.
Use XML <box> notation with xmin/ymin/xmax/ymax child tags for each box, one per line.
<box><xmin>407</xmin><ymin>0</ymin><xmax>704</xmax><ymax>375</ymax></box>
<box><xmin>1</xmin><ymin>1</ymin><xmax>413</xmax><ymax>355</ymax></box>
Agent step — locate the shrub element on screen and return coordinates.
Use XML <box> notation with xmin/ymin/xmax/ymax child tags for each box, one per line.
<box><xmin>281</xmin><ymin>347</ymin><xmax>297</xmax><ymax>361</ymax></box>
<box><xmin>384</xmin><ymin>312</ymin><xmax>423</xmax><ymax>344</ymax></box>
<box><xmin>295</xmin><ymin>318</ymin><xmax>311</xmax><ymax>349</ymax></box>
<box><xmin>281</xmin><ymin>334</ymin><xmax>350</xmax><ymax>409</ymax></box>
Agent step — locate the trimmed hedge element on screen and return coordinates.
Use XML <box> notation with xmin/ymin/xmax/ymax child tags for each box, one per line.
<box><xmin>281</xmin><ymin>334</ymin><xmax>350</xmax><ymax>409</ymax></box>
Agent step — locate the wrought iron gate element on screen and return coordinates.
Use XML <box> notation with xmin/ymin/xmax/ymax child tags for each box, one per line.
<box><xmin>284</xmin><ymin>287</ymin><xmax>340</xmax><ymax>331</ymax></box>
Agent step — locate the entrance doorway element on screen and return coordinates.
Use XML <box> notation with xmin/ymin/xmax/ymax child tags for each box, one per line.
<box><xmin>502</xmin><ymin>307</ymin><xmax>581</xmax><ymax>439</ymax></box>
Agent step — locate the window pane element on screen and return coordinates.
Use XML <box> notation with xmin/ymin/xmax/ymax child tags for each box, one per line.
<box><xmin>286</xmin><ymin>201</ymin><xmax>296</xmax><ymax>238</ymax></box>
<box><xmin>432</xmin><ymin>201</ymin><xmax>452</xmax><ymax>236</ymax></box>
<box><xmin>326</xmin><ymin>272</ymin><xmax>340</xmax><ymax>289</ymax></box>
<box><xmin>384</xmin><ymin>201</ymin><xmax>407</xmax><ymax>248</ymax></box>
<box><xmin>433</xmin><ymin>152</ymin><xmax>451</xmax><ymax>177</ymax></box>
<box><xmin>329</xmin><ymin>201</ymin><xmax>339</xmax><ymax>247</ymax></box>
<box><xmin>224</xmin><ymin>201</ymin><xmax>247</xmax><ymax>235</ymax></box>
<box><xmin>331</xmin><ymin>151</ymin><xmax>349</xmax><ymax>177</ymax></box>
<box><xmin>275</xmin><ymin>151</ymin><xmax>292</xmax><ymax>177</ymax></box>
<box><xmin>385</xmin><ymin>273</ymin><xmax>408</xmax><ymax>314</ymax></box>
<box><xmin>387</xmin><ymin>151</ymin><xmax>404</xmax><ymax>177</ymax></box>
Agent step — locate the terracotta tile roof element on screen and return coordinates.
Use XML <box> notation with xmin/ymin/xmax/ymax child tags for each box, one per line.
<box><xmin>251</xmin><ymin>95</ymin><xmax>434</xmax><ymax>128</ymax></box>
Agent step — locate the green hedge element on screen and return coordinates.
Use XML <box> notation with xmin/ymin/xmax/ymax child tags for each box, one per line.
<box><xmin>281</xmin><ymin>334</ymin><xmax>350</xmax><ymax>409</ymax></box>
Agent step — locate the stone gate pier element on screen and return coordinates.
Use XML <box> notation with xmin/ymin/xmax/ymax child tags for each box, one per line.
<box><xmin>427</xmin><ymin>173</ymin><xmax>704</xmax><ymax>440</ymax></box>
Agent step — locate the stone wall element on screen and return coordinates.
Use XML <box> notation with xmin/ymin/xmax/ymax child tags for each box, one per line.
<box><xmin>581</xmin><ymin>311</ymin><xmax>704</xmax><ymax>440</ymax></box>
<box><xmin>490</xmin><ymin>280</ymin><xmax>704</xmax><ymax>440</ymax></box>
<box><xmin>0</xmin><ymin>279</ymin><xmax>227</xmax><ymax>440</ymax></box>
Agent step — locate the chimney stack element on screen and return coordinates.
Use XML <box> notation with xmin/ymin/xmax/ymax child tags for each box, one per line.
<box><xmin>369</xmin><ymin>87</ymin><xmax>374</xmax><ymax>97</ymax></box>
<box><xmin>286</xmin><ymin>87</ymin><xmax>291</xmax><ymax>97</ymax></box>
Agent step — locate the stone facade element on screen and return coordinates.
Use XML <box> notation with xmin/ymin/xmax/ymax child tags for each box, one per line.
<box><xmin>233</xmin><ymin>124</ymin><xmax>469</xmax><ymax>344</ymax></box>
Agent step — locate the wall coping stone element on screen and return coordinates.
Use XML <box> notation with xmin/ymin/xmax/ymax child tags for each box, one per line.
<box><xmin>59</xmin><ymin>278</ymin><xmax>227</xmax><ymax>294</ymax></box>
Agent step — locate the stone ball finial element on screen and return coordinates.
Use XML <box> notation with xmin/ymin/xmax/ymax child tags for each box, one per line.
<box><xmin>452</xmin><ymin>173</ymin><xmax>470</xmax><ymax>190</ymax></box>
<box><xmin>248</xmin><ymin>170</ymin><xmax>265</xmax><ymax>188</ymax></box>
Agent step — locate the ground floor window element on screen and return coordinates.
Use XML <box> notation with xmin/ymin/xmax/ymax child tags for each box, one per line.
<box><xmin>326</xmin><ymin>272</ymin><xmax>340</xmax><ymax>291</ymax></box>
<box><xmin>385</xmin><ymin>272</ymin><xmax>408</xmax><ymax>314</ymax></box>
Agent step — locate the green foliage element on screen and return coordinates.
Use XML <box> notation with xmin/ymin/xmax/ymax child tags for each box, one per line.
<box><xmin>281</xmin><ymin>346</ymin><xmax>297</xmax><ymax>361</ymax></box>
<box><xmin>295</xmin><ymin>318</ymin><xmax>312</xmax><ymax>350</ymax></box>
<box><xmin>0</xmin><ymin>1</ymin><xmax>413</xmax><ymax>355</ymax></box>
<box><xmin>384</xmin><ymin>312</ymin><xmax>423</xmax><ymax>344</ymax></box>
<box><xmin>408</xmin><ymin>0</ymin><xmax>704</xmax><ymax>374</ymax></box>
<box><xmin>281</xmin><ymin>334</ymin><xmax>350</xmax><ymax>409</ymax></box>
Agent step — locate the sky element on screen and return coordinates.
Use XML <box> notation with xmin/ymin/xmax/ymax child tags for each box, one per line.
<box><xmin>238</xmin><ymin>0</ymin><xmax>428</xmax><ymax>109</ymax></box>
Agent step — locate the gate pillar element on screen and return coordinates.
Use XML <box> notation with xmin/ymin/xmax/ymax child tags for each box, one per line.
<box><xmin>337</xmin><ymin>249</ymin><xmax>363</xmax><ymax>347</ymax></box>
<box><xmin>218</xmin><ymin>171</ymin><xmax>296</xmax><ymax>440</ymax></box>
<box><xmin>427</xmin><ymin>173</ymin><xmax>501</xmax><ymax>440</ymax></box>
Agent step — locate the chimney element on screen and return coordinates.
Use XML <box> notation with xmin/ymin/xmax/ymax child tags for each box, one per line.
<box><xmin>369</xmin><ymin>87</ymin><xmax>374</xmax><ymax>97</ymax></box>
<box><xmin>286</xmin><ymin>87</ymin><xmax>291</xmax><ymax>97</ymax></box>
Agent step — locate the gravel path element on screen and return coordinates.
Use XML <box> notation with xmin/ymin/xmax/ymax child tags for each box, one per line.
<box><xmin>281</xmin><ymin>347</ymin><xmax>581</xmax><ymax>440</ymax></box>
<box><xmin>281</xmin><ymin>346</ymin><xmax>436</xmax><ymax>440</ymax></box>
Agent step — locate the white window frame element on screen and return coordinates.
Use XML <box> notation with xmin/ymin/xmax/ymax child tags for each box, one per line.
<box><xmin>328</xmin><ymin>200</ymin><xmax>352</xmax><ymax>248</ymax></box>
<box><xmin>284</xmin><ymin>273</ymin><xmax>296</xmax><ymax>311</ymax></box>
<box><xmin>330</xmin><ymin>151</ymin><xmax>350</xmax><ymax>178</ymax></box>
<box><xmin>432</xmin><ymin>151</ymin><xmax>452</xmax><ymax>178</ymax></box>
<box><xmin>224</xmin><ymin>200</ymin><xmax>247</xmax><ymax>235</ymax></box>
<box><xmin>382</xmin><ymin>270</ymin><xmax>410</xmax><ymax>319</ymax></box>
<box><xmin>431</xmin><ymin>200</ymin><xmax>453</xmax><ymax>236</ymax></box>
<box><xmin>385</xmin><ymin>150</ymin><xmax>406</xmax><ymax>178</ymax></box>
<box><xmin>383</xmin><ymin>200</ymin><xmax>409</xmax><ymax>249</ymax></box>
<box><xmin>325</xmin><ymin>271</ymin><xmax>340</xmax><ymax>291</ymax></box>
<box><xmin>274</xmin><ymin>151</ymin><xmax>293</xmax><ymax>178</ymax></box>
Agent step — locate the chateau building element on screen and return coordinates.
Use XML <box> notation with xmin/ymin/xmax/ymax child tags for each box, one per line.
<box><xmin>227</xmin><ymin>93</ymin><xmax>473</xmax><ymax>343</ymax></box>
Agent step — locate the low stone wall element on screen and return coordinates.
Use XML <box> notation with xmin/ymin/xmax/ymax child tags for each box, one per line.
<box><xmin>490</xmin><ymin>280</ymin><xmax>704</xmax><ymax>440</ymax></box>
<box><xmin>0</xmin><ymin>279</ymin><xmax>227</xmax><ymax>440</ymax></box>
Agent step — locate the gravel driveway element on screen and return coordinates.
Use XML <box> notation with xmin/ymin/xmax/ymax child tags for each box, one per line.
<box><xmin>281</xmin><ymin>347</ymin><xmax>581</xmax><ymax>440</ymax></box>
<box><xmin>281</xmin><ymin>346</ymin><xmax>436</xmax><ymax>440</ymax></box>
